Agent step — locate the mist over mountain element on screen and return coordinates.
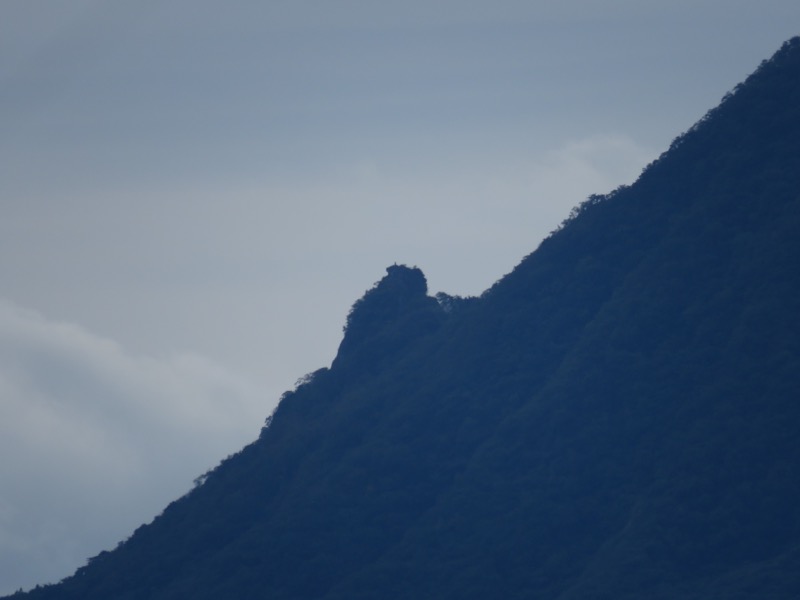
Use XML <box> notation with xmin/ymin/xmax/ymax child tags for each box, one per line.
<box><xmin>9</xmin><ymin>37</ymin><xmax>800</xmax><ymax>599</ymax></box>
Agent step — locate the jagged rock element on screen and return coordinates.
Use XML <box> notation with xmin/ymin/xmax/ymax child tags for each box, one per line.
<box><xmin>332</xmin><ymin>265</ymin><xmax>444</xmax><ymax>371</ymax></box>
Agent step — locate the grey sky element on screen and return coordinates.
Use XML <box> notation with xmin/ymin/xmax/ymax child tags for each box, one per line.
<box><xmin>1</xmin><ymin>1</ymin><xmax>798</xmax><ymax>594</ymax></box>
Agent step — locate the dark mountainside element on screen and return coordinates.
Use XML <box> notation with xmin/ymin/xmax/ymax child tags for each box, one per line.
<box><xmin>11</xmin><ymin>38</ymin><xmax>800</xmax><ymax>599</ymax></box>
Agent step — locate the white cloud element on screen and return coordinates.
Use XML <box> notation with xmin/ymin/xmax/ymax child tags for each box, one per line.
<box><xmin>279</xmin><ymin>132</ymin><xmax>656</xmax><ymax>296</ymax></box>
<box><xmin>0</xmin><ymin>299</ymin><xmax>265</xmax><ymax>595</ymax></box>
<box><xmin>0</xmin><ymin>132</ymin><xmax>651</xmax><ymax>595</ymax></box>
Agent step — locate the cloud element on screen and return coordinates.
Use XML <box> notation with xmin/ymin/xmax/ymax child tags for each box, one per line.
<box><xmin>273</xmin><ymin>132</ymin><xmax>655</xmax><ymax>296</ymax></box>
<box><xmin>0</xmin><ymin>132</ymin><xmax>651</xmax><ymax>595</ymax></box>
<box><xmin>0</xmin><ymin>299</ymin><xmax>265</xmax><ymax>594</ymax></box>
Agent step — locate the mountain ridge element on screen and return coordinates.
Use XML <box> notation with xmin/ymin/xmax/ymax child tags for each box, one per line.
<box><xmin>9</xmin><ymin>36</ymin><xmax>800</xmax><ymax>599</ymax></box>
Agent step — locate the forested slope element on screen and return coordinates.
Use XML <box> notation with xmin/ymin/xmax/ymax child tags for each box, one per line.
<box><xmin>10</xmin><ymin>37</ymin><xmax>800</xmax><ymax>600</ymax></box>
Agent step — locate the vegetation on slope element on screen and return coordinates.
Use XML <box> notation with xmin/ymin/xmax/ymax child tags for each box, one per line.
<box><xmin>10</xmin><ymin>37</ymin><xmax>800</xmax><ymax>600</ymax></box>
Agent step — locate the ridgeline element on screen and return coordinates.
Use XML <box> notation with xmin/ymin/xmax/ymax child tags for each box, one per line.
<box><xmin>11</xmin><ymin>37</ymin><xmax>800</xmax><ymax>600</ymax></box>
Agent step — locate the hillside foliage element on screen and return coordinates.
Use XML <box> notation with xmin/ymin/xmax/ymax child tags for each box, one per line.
<box><xmin>9</xmin><ymin>37</ymin><xmax>800</xmax><ymax>600</ymax></box>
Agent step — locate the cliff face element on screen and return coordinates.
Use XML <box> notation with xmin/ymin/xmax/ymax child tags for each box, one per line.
<box><xmin>11</xmin><ymin>37</ymin><xmax>800</xmax><ymax>600</ymax></box>
<box><xmin>332</xmin><ymin>265</ymin><xmax>445</xmax><ymax>372</ymax></box>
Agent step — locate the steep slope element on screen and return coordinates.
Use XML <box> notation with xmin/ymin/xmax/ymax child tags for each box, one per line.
<box><xmin>10</xmin><ymin>37</ymin><xmax>800</xmax><ymax>599</ymax></box>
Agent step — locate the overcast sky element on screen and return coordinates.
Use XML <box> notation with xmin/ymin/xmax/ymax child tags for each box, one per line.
<box><xmin>1</xmin><ymin>1</ymin><xmax>798</xmax><ymax>594</ymax></box>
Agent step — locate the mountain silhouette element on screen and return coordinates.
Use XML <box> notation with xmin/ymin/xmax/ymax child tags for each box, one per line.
<box><xmin>10</xmin><ymin>37</ymin><xmax>800</xmax><ymax>599</ymax></box>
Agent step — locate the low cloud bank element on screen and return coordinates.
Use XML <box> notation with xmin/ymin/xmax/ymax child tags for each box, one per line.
<box><xmin>0</xmin><ymin>300</ymin><xmax>265</xmax><ymax>595</ymax></box>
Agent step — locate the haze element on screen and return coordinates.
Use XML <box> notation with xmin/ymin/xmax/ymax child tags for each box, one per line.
<box><xmin>1</xmin><ymin>1</ymin><xmax>798</xmax><ymax>594</ymax></box>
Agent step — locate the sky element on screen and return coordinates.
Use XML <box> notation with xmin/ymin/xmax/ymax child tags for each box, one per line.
<box><xmin>1</xmin><ymin>0</ymin><xmax>798</xmax><ymax>594</ymax></box>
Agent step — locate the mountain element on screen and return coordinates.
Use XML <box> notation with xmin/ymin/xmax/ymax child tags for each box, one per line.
<box><xmin>10</xmin><ymin>37</ymin><xmax>800</xmax><ymax>599</ymax></box>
